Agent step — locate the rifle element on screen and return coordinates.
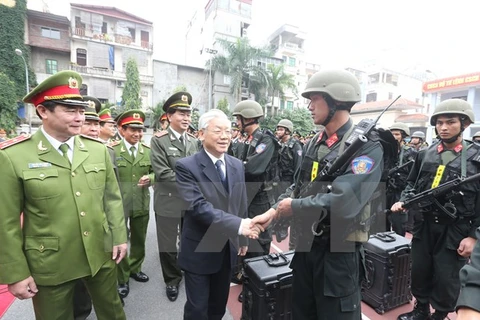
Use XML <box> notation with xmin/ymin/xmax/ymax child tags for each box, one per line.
<box><xmin>295</xmin><ymin>95</ymin><xmax>402</xmax><ymax>199</ymax></box>
<box><xmin>387</xmin><ymin>160</ymin><xmax>414</xmax><ymax>190</ymax></box>
<box><xmin>394</xmin><ymin>172</ymin><xmax>480</xmax><ymax>219</ymax></box>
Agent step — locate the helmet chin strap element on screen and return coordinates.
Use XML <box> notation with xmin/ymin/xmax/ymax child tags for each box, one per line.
<box><xmin>439</xmin><ymin>122</ymin><xmax>465</xmax><ymax>144</ymax></box>
<box><xmin>321</xmin><ymin>95</ymin><xmax>337</xmax><ymax>126</ymax></box>
<box><xmin>240</xmin><ymin>118</ymin><xmax>258</xmax><ymax>135</ymax></box>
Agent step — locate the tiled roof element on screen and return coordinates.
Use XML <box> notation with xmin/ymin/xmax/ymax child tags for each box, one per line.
<box><xmin>70</xmin><ymin>3</ymin><xmax>152</xmax><ymax>25</ymax></box>
<box><xmin>395</xmin><ymin>113</ymin><xmax>429</xmax><ymax>123</ymax></box>
<box><xmin>351</xmin><ymin>98</ymin><xmax>424</xmax><ymax>113</ymax></box>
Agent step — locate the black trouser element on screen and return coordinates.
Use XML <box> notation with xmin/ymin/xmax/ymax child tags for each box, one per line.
<box><xmin>291</xmin><ymin>236</ymin><xmax>362</xmax><ymax>320</ymax></box>
<box><xmin>410</xmin><ymin>218</ymin><xmax>468</xmax><ymax>312</ymax></box>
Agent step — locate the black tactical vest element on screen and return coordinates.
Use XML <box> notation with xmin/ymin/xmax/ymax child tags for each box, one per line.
<box><xmin>415</xmin><ymin>141</ymin><xmax>480</xmax><ymax>217</ymax></box>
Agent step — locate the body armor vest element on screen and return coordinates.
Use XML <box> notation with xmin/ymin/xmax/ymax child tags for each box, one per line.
<box><xmin>415</xmin><ymin>141</ymin><xmax>480</xmax><ymax>218</ymax></box>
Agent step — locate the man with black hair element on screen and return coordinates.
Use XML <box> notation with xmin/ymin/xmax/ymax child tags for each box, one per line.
<box><xmin>392</xmin><ymin>99</ymin><xmax>480</xmax><ymax>320</ymax></box>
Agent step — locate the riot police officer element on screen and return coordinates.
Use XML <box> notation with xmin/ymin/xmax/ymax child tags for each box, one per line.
<box><xmin>410</xmin><ymin>131</ymin><xmax>428</xmax><ymax>151</ymax></box>
<box><xmin>392</xmin><ymin>99</ymin><xmax>480</xmax><ymax>320</ymax></box>
<box><xmin>252</xmin><ymin>69</ymin><xmax>388</xmax><ymax>319</ymax></box>
<box><xmin>232</xmin><ymin>100</ymin><xmax>280</xmax><ymax>302</ymax></box>
<box><xmin>472</xmin><ymin>131</ymin><xmax>480</xmax><ymax>143</ymax></box>
<box><xmin>386</xmin><ymin>123</ymin><xmax>417</xmax><ymax>235</ymax></box>
<box><xmin>273</xmin><ymin>119</ymin><xmax>303</xmax><ymax>248</ymax></box>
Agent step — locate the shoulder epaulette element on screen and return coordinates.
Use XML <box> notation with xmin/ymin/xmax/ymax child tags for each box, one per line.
<box><xmin>186</xmin><ymin>132</ymin><xmax>196</xmax><ymax>139</ymax></box>
<box><xmin>141</xmin><ymin>142</ymin><xmax>150</xmax><ymax>148</ymax></box>
<box><xmin>0</xmin><ymin>134</ymin><xmax>31</xmax><ymax>150</ymax></box>
<box><xmin>110</xmin><ymin>140</ymin><xmax>121</xmax><ymax>147</ymax></box>
<box><xmin>80</xmin><ymin>134</ymin><xmax>103</xmax><ymax>143</ymax></box>
<box><xmin>154</xmin><ymin>130</ymin><xmax>168</xmax><ymax>138</ymax></box>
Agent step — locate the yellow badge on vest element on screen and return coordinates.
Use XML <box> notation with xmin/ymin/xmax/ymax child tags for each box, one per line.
<box><xmin>431</xmin><ymin>165</ymin><xmax>445</xmax><ymax>188</ymax></box>
<box><xmin>311</xmin><ymin>161</ymin><xmax>319</xmax><ymax>181</ymax></box>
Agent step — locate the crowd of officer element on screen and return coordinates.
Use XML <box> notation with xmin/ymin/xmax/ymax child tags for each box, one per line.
<box><xmin>2</xmin><ymin>68</ymin><xmax>480</xmax><ymax>320</ymax></box>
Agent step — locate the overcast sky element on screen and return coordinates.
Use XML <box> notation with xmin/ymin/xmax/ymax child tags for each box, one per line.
<box><xmin>27</xmin><ymin>0</ymin><xmax>480</xmax><ymax>78</ymax></box>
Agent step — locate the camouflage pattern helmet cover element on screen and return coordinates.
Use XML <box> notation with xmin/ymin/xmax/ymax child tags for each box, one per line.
<box><xmin>277</xmin><ymin>119</ymin><xmax>294</xmax><ymax>133</ymax></box>
<box><xmin>232</xmin><ymin>100</ymin><xmax>264</xmax><ymax>119</ymax></box>
<box><xmin>430</xmin><ymin>98</ymin><xmax>475</xmax><ymax>126</ymax></box>
<box><xmin>389</xmin><ymin>122</ymin><xmax>410</xmax><ymax>136</ymax></box>
<box><xmin>301</xmin><ymin>69</ymin><xmax>361</xmax><ymax>103</ymax></box>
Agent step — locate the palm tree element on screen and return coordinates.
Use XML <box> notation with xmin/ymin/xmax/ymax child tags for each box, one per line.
<box><xmin>266</xmin><ymin>63</ymin><xmax>297</xmax><ymax>114</ymax></box>
<box><xmin>209</xmin><ymin>38</ymin><xmax>272</xmax><ymax>103</ymax></box>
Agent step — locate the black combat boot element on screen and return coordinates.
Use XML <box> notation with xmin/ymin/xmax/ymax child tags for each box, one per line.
<box><xmin>397</xmin><ymin>301</ymin><xmax>431</xmax><ymax>320</ymax></box>
<box><xmin>428</xmin><ymin>311</ymin><xmax>449</xmax><ymax>320</ymax></box>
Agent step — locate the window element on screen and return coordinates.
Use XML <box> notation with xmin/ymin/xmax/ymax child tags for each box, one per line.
<box><xmin>369</xmin><ymin>73</ymin><xmax>380</xmax><ymax>84</ymax></box>
<box><xmin>385</xmin><ymin>73</ymin><xmax>398</xmax><ymax>86</ymax></box>
<box><xmin>288</xmin><ymin>57</ymin><xmax>296</xmax><ymax>67</ymax></box>
<box><xmin>102</xmin><ymin>22</ymin><xmax>107</xmax><ymax>34</ymax></box>
<box><xmin>282</xmin><ymin>56</ymin><xmax>287</xmax><ymax>63</ymax></box>
<box><xmin>286</xmin><ymin>101</ymin><xmax>294</xmax><ymax>110</ymax></box>
<box><xmin>280</xmin><ymin>100</ymin><xmax>285</xmax><ymax>110</ymax></box>
<box><xmin>366</xmin><ymin>92</ymin><xmax>377</xmax><ymax>102</ymax></box>
<box><xmin>46</xmin><ymin>59</ymin><xmax>58</xmax><ymax>74</ymax></box>
<box><xmin>77</xmin><ymin>48</ymin><xmax>87</xmax><ymax>66</ymax></box>
<box><xmin>128</xmin><ymin>28</ymin><xmax>136</xmax><ymax>42</ymax></box>
<box><xmin>41</xmin><ymin>27</ymin><xmax>60</xmax><ymax>39</ymax></box>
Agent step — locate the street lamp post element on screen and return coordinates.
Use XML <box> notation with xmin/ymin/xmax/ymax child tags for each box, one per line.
<box><xmin>204</xmin><ymin>48</ymin><xmax>217</xmax><ymax>110</ymax></box>
<box><xmin>15</xmin><ymin>49</ymin><xmax>31</xmax><ymax>133</ymax></box>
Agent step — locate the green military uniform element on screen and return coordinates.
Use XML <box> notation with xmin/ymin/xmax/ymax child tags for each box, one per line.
<box><xmin>150</xmin><ymin>92</ymin><xmax>199</xmax><ymax>300</ymax></box>
<box><xmin>0</xmin><ymin>71</ymin><xmax>126</xmax><ymax>320</ymax></box>
<box><xmin>112</xmin><ymin>110</ymin><xmax>154</xmax><ymax>288</ymax></box>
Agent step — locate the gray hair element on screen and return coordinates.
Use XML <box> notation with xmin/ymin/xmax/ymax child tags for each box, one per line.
<box><xmin>198</xmin><ymin>109</ymin><xmax>229</xmax><ymax>130</ymax></box>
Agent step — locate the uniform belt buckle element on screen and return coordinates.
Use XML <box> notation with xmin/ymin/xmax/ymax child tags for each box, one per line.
<box><xmin>311</xmin><ymin>220</ymin><xmax>324</xmax><ymax>236</ymax></box>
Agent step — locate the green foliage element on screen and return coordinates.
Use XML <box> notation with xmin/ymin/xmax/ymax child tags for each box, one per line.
<box><xmin>267</xmin><ymin>64</ymin><xmax>297</xmax><ymax>106</ymax></box>
<box><xmin>260</xmin><ymin>108</ymin><xmax>314</xmax><ymax>136</ymax></box>
<box><xmin>216</xmin><ymin>97</ymin><xmax>230</xmax><ymax>117</ymax></box>
<box><xmin>148</xmin><ymin>100</ymin><xmax>166</xmax><ymax>130</ymax></box>
<box><xmin>190</xmin><ymin>108</ymin><xmax>200</xmax><ymax>129</ymax></box>
<box><xmin>210</xmin><ymin>38</ymin><xmax>272</xmax><ymax>102</ymax></box>
<box><xmin>0</xmin><ymin>73</ymin><xmax>19</xmax><ymax>133</ymax></box>
<box><xmin>0</xmin><ymin>0</ymin><xmax>37</xmax><ymax>101</ymax></box>
<box><xmin>121</xmin><ymin>57</ymin><xmax>142</xmax><ymax>111</ymax></box>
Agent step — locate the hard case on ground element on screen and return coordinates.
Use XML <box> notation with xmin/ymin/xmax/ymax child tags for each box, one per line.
<box><xmin>361</xmin><ymin>231</ymin><xmax>412</xmax><ymax>314</ymax></box>
<box><xmin>241</xmin><ymin>251</ymin><xmax>294</xmax><ymax>320</ymax></box>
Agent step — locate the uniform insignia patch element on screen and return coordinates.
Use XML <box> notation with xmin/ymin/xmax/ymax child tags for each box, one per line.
<box><xmin>297</xmin><ymin>149</ymin><xmax>303</xmax><ymax>156</ymax></box>
<box><xmin>351</xmin><ymin>155</ymin><xmax>374</xmax><ymax>174</ymax></box>
<box><xmin>255</xmin><ymin>143</ymin><xmax>266</xmax><ymax>154</ymax></box>
<box><xmin>0</xmin><ymin>134</ymin><xmax>31</xmax><ymax>149</ymax></box>
<box><xmin>154</xmin><ymin>130</ymin><xmax>168</xmax><ymax>138</ymax></box>
<box><xmin>28</xmin><ymin>162</ymin><xmax>52</xmax><ymax>169</ymax></box>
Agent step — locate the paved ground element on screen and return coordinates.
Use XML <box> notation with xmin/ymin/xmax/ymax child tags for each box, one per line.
<box><xmin>2</xmin><ymin>189</ymin><xmax>233</xmax><ymax>320</ymax></box>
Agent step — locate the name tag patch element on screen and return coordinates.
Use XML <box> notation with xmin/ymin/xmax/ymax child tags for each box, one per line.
<box><xmin>28</xmin><ymin>162</ymin><xmax>52</xmax><ymax>169</ymax></box>
<box><xmin>351</xmin><ymin>156</ymin><xmax>374</xmax><ymax>174</ymax></box>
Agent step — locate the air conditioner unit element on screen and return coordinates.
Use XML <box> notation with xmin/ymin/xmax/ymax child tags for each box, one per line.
<box><xmin>117</xmin><ymin>81</ymin><xmax>125</xmax><ymax>88</ymax></box>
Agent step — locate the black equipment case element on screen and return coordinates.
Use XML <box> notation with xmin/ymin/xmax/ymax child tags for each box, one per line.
<box><xmin>241</xmin><ymin>251</ymin><xmax>294</xmax><ymax>320</ymax></box>
<box><xmin>361</xmin><ymin>231</ymin><xmax>412</xmax><ymax>314</ymax></box>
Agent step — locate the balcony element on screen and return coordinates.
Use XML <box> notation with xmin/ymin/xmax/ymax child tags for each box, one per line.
<box><xmin>70</xmin><ymin>64</ymin><xmax>154</xmax><ymax>84</ymax></box>
<box><xmin>73</xmin><ymin>28</ymin><xmax>153</xmax><ymax>52</ymax></box>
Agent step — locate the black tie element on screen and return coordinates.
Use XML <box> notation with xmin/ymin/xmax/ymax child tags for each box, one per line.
<box><xmin>179</xmin><ymin>135</ymin><xmax>184</xmax><ymax>146</ymax></box>
<box><xmin>215</xmin><ymin>160</ymin><xmax>228</xmax><ymax>191</ymax></box>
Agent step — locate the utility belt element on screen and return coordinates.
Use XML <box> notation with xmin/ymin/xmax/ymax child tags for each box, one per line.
<box><xmin>422</xmin><ymin>212</ymin><xmax>471</xmax><ymax>225</ymax></box>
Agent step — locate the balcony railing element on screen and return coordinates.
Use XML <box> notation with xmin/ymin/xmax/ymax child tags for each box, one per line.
<box><xmin>73</xmin><ymin>28</ymin><xmax>153</xmax><ymax>51</ymax></box>
<box><xmin>70</xmin><ymin>64</ymin><xmax>154</xmax><ymax>84</ymax></box>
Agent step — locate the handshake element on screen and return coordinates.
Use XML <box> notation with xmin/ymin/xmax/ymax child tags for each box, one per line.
<box><xmin>239</xmin><ymin>208</ymin><xmax>278</xmax><ymax>239</ymax></box>
<box><xmin>240</xmin><ymin>197</ymin><xmax>294</xmax><ymax>239</ymax></box>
